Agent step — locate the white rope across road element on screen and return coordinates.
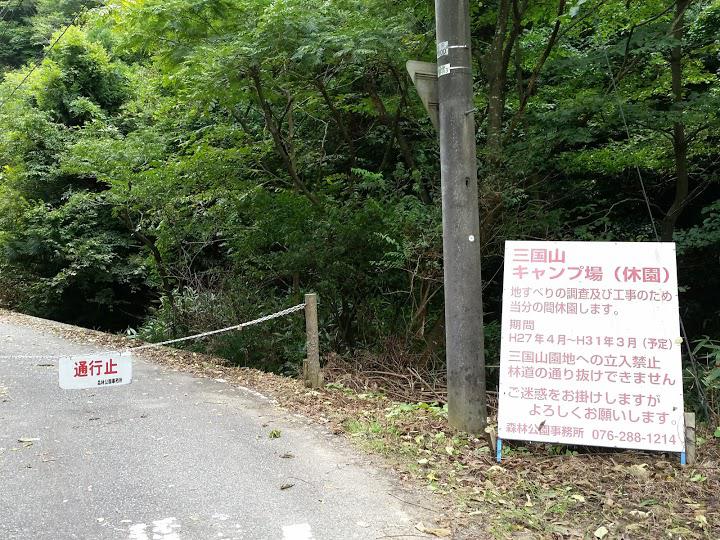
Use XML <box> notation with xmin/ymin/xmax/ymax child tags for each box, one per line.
<box><xmin>0</xmin><ymin>303</ymin><xmax>306</xmax><ymax>360</ymax></box>
<box><xmin>129</xmin><ymin>303</ymin><xmax>306</xmax><ymax>351</ymax></box>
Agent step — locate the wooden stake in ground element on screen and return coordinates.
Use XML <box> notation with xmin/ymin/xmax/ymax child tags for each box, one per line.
<box><xmin>684</xmin><ymin>412</ymin><xmax>696</xmax><ymax>466</ymax></box>
<box><xmin>303</xmin><ymin>293</ymin><xmax>322</xmax><ymax>389</ymax></box>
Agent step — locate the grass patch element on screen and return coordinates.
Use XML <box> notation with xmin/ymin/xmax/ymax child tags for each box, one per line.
<box><xmin>313</xmin><ymin>383</ymin><xmax>719</xmax><ymax>539</ymax></box>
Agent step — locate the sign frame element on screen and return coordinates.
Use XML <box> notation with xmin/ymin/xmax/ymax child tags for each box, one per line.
<box><xmin>496</xmin><ymin>241</ymin><xmax>686</xmax><ymax>461</ymax></box>
<box><xmin>59</xmin><ymin>351</ymin><xmax>133</xmax><ymax>390</ymax></box>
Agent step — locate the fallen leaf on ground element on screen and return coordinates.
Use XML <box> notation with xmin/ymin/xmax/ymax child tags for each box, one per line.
<box><xmin>629</xmin><ymin>510</ymin><xmax>649</xmax><ymax>519</ymax></box>
<box><xmin>280</xmin><ymin>483</ymin><xmax>295</xmax><ymax>490</ymax></box>
<box><xmin>694</xmin><ymin>514</ymin><xmax>708</xmax><ymax>528</ymax></box>
<box><xmin>415</xmin><ymin>522</ymin><xmax>452</xmax><ymax>537</ymax></box>
<box><xmin>594</xmin><ymin>525</ymin><xmax>609</xmax><ymax>539</ymax></box>
<box><xmin>627</xmin><ymin>464</ymin><xmax>650</xmax><ymax>478</ymax></box>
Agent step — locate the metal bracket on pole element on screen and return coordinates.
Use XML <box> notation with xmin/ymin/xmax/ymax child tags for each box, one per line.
<box><xmin>437</xmin><ymin>64</ymin><xmax>471</xmax><ymax>77</ymax></box>
<box><xmin>437</xmin><ymin>41</ymin><xmax>469</xmax><ymax>58</ymax></box>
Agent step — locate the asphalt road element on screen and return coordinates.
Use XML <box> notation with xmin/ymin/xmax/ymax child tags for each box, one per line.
<box><xmin>0</xmin><ymin>316</ymin><xmax>433</xmax><ymax>540</ymax></box>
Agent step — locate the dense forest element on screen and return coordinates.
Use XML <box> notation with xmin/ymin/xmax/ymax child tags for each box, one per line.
<box><xmin>0</xmin><ymin>0</ymin><xmax>718</xmax><ymax>413</ymax></box>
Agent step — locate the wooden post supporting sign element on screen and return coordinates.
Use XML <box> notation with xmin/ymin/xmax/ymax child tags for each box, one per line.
<box><xmin>683</xmin><ymin>412</ymin><xmax>696</xmax><ymax>466</ymax></box>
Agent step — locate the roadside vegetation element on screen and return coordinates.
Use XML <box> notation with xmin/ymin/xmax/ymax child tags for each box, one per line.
<box><xmin>1</xmin><ymin>0</ymin><xmax>718</xmax><ymax>415</ymax></box>
<box><xmin>4</xmin><ymin>308</ymin><xmax>718</xmax><ymax>539</ymax></box>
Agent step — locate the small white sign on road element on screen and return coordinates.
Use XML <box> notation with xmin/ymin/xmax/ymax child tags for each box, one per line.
<box><xmin>498</xmin><ymin>241</ymin><xmax>685</xmax><ymax>452</ymax></box>
<box><xmin>59</xmin><ymin>351</ymin><xmax>133</xmax><ymax>390</ymax></box>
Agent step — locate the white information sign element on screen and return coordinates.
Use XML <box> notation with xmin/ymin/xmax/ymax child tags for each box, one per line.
<box><xmin>498</xmin><ymin>241</ymin><xmax>685</xmax><ymax>452</ymax></box>
<box><xmin>437</xmin><ymin>40</ymin><xmax>449</xmax><ymax>58</ymax></box>
<box><xmin>59</xmin><ymin>351</ymin><xmax>133</xmax><ymax>390</ymax></box>
<box><xmin>437</xmin><ymin>63</ymin><xmax>451</xmax><ymax>77</ymax></box>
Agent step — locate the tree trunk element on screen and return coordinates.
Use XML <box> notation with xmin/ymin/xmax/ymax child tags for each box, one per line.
<box><xmin>661</xmin><ymin>0</ymin><xmax>691</xmax><ymax>241</ymax></box>
<box><xmin>504</xmin><ymin>0</ymin><xmax>566</xmax><ymax>143</ymax></box>
<box><xmin>249</xmin><ymin>67</ymin><xmax>321</xmax><ymax>207</ymax></box>
<box><xmin>366</xmin><ymin>72</ymin><xmax>432</xmax><ymax>204</ymax></box>
<box><xmin>119</xmin><ymin>209</ymin><xmax>180</xmax><ymax>330</ymax></box>
<box><xmin>315</xmin><ymin>78</ymin><xmax>356</xmax><ymax>169</ymax></box>
<box><xmin>484</xmin><ymin>0</ymin><xmax>512</xmax><ymax>163</ymax></box>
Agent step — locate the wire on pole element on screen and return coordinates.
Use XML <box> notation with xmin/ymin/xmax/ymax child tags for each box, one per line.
<box><xmin>0</xmin><ymin>5</ymin><xmax>87</xmax><ymax>112</ymax></box>
<box><xmin>0</xmin><ymin>0</ymin><xmax>24</xmax><ymax>23</ymax></box>
<box><xmin>602</xmin><ymin>45</ymin><xmax>710</xmax><ymax>419</ymax></box>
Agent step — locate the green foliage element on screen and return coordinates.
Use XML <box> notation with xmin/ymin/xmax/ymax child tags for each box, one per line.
<box><xmin>680</xmin><ymin>336</ymin><xmax>720</xmax><ymax>422</ymax></box>
<box><xmin>693</xmin><ymin>338</ymin><xmax>720</xmax><ymax>396</ymax></box>
<box><xmin>676</xmin><ymin>200</ymin><xmax>720</xmax><ymax>252</ymax></box>
<box><xmin>1</xmin><ymin>192</ymin><xmax>150</xmax><ymax>326</ymax></box>
<box><xmin>0</xmin><ymin>22</ymin><xmax>149</xmax><ymax>327</ymax></box>
<box><xmin>0</xmin><ymin>0</ymin><xmax>717</xmax><ymax>412</ymax></box>
<box><xmin>386</xmin><ymin>401</ymin><xmax>448</xmax><ymax>419</ymax></box>
<box><xmin>0</xmin><ymin>0</ymin><xmax>98</xmax><ymax>72</ymax></box>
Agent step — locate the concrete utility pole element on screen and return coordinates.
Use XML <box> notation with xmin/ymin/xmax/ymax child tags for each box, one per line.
<box><xmin>434</xmin><ymin>0</ymin><xmax>487</xmax><ymax>433</ymax></box>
